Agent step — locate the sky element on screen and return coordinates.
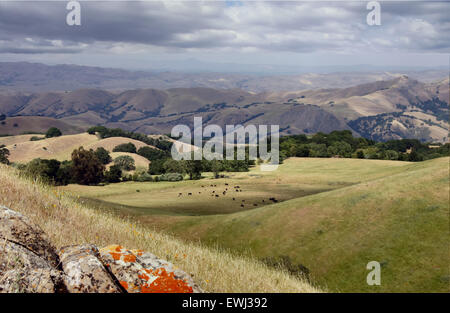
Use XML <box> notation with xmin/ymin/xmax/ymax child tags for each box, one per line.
<box><xmin>0</xmin><ymin>0</ymin><xmax>449</xmax><ymax>72</ymax></box>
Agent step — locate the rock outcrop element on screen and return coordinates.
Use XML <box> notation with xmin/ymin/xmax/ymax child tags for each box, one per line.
<box><xmin>0</xmin><ymin>206</ymin><xmax>202</xmax><ymax>293</ymax></box>
<box><xmin>99</xmin><ymin>245</ymin><xmax>202</xmax><ymax>293</ymax></box>
<box><xmin>59</xmin><ymin>244</ymin><xmax>121</xmax><ymax>293</ymax></box>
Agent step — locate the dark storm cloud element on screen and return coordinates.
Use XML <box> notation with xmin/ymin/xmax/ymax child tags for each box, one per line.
<box><xmin>0</xmin><ymin>1</ymin><xmax>448</xmax><ymax>55</ymax></box>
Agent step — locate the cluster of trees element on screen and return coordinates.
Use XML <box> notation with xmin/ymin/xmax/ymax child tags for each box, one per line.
<box><xmin>18</xmin><ymin>147</ymin><xmax>107</xmax><ymax>185</ymax></box>
<box><xmin>280</xmin><ymin>130</ymin><xmax>450</xmax><ymax>162</ymax></box>
<box><xmin>148</xmin><ymin>153</ymin><xmax>253</xmax><ymax>179</ymax></box>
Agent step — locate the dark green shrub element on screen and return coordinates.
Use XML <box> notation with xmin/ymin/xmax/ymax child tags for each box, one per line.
<box><xmin>114</xmin><ymin>155</ymin><xmax>135</xmax><ymax>171</ymax></box>
<box><xmin>160</xmin><ymin>173</ymin><xmax>183</xmax><ymax>182</ymax></box>
<box><xmin>104</xmin><ymin>164</ymin><xmax>122</xmax><ymax>183</ymax></box>
<box><xmin>94</xmin><ymin>147</ymin><xmax>112</xmax><ymax>165</ymax></box>
<box><xmin>45</xmin><ymin>127</ymin><xmax>62</xmax><ymax>138</ymax></box>
<box><xmin>113</xmin><ymin>142</ymin><xmax>137</xmax><ymax>153</ymax></box>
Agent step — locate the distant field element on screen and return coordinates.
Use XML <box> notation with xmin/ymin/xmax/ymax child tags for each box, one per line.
<box><xmin>61</xmin><ymin>158</ymin><xmax>411</xmax><ymax>216</ymax></box>
<box><xmin>60</xmin><ymin>157</ymin><xmax>450</xmax><ymax>292</ymax></box>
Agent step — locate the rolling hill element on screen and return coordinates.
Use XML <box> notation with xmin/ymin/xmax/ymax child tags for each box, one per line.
<box><xmin>0</xmin><ymin>133</ymin><xmax>157</xmax><ymax>165</ymax></box>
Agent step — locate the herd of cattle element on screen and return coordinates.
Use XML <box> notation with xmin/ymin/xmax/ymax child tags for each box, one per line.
<box><xmin>177</xmin><ymin>182</ymin><xmax>279</xmax><ymax>208</ymax></box>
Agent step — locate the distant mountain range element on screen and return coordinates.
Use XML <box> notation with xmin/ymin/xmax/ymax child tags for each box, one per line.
<box><xmin>0</xmin><ymin>61</ymin><xmax>447</xmax><ymax>93</ymax></box>
<box><xmin>0</xmin><ymin>64</ymin><xmax>448</xmax><ymax>143</ymax></box>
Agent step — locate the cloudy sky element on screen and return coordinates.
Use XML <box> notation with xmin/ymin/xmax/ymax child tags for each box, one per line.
<box><xmin>0</xmin><ymin>1</ymin><xmax>448</xmax><ymax>72</ymax></box>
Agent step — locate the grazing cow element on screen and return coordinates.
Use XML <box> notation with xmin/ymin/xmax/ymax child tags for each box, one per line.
<box><xmin>178</xmin><ymin>193</ymin><xmax>182</xmax><ymax>197</ymax></box>
<box><xmin>212</xmin><ymin>191</ymin><xmax>215</xmax><ymax>193</ymax></box>
<box><xmin>262</xmin><ymin>200</ymin><xmax>265</xmax><ymax>203</ymax></box>
<box><xmin>223</xmin><ymin>191</ymin><xmax>226</xmax><ymax>195</ymax></box>
<box><xmin>240</xmin><ymin>204</ymin><xmax>244</xmax><ymax>208</ymax></box>
<box><xmin>232</xmin><ymin>198</ymin><xmax>235</xmax><ymax>200</ymax></box>
<box><xmin>188</xmin><ymin>193</ymin><xmax>192</xmax><ymax>196</ymax></box>
<box><xmin>215</xmin><ymin>195</ymin><xmax>219</xmax><ymax>198</ymax></box>
<box><xmin>225</xmin><ymin>183</ymin><xmax>229</xmax><ymax>186</ymax></box>
<box><xmin>199</xmin><ymin>192</ymin><xmax>201</xmax><ymax>194</ymax></box>
<box><xmin>253</xmin><ymin>204</ymin><xmax>257</xmax><ymax>206</ymax></box>
<box><xmin>242</xmin><ymin>200</ymin><xmax>245</xmax><ymax>202</ymax></box>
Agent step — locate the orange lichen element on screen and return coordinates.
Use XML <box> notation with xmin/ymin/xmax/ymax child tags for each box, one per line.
<box><xmin>123</xmin><ymin>254</ymin><xmax>137</xmax><ymax>263</ymax></box>
<box><xmin>119</xmin><ymin>281</ymin><xmax>129</xmax><ymax>290</ymax></box>
<box><xmin>109</xmin><ymin>252</ymin><xmax>121</xmax><ymax>261</ymax></box>
<box><xmin>139</xmin><ymin>268</ymin><xmax>193</xmax><ymax>293</ymax></box>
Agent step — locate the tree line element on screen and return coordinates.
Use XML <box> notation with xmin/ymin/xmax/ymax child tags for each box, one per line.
<box><xmin>279</xmin><ymin>130</ymin><xmax>449</xmax><ymax>162</ymax></box>
<box><xmin>2</xmin><ymin>127</ymin><xmax>448</xmax><ymax>186</ymax></box>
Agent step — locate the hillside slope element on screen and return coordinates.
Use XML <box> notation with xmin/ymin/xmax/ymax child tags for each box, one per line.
<box><xmin>279</xmin><ymin>77</ymin><xmax>448</xmax><ymax>142</ymax></box>
<box><xmin>0</xmin><ymin>116</ymin><xmax>84</xmax><ymax>136</ymax></box>
<box><xmin>153</xmin><ymin>157</ymin><xmax>450</xmax><ymax>292</ymax></box>
<box><xmin>0</xmin><ymin>164</ymin><xmax>320</xmax><ymax>293</ymax></box>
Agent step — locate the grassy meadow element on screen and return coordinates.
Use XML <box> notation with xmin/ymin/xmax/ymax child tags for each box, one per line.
<box><xmin>0</xmin><ymin>163</ymin><xmax>319</xmax><ymax>293</ymax></box>
<box><xmin>60</xmin><ymin>157</ymin><xmax>450</xmax><ymax>292</ymax></box>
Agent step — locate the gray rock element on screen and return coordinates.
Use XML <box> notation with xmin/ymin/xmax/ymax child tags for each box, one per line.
<box><xmin>0</xmin><ymin>241</ymin><xmax>65</xmax><ymax>293</ymax></box>
<box><xmin>58</xmin><ymin>244</ymin><xmax>121</xmax><ymax>293</ymax></box>
<box><xmin>0</xmin><ymin>205</ymin><xmax>59</xmax><ymax>267</ymax></box>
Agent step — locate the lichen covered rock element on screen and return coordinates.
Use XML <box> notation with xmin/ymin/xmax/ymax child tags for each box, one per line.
<box><xmin>0</xmin><ymin>206</ymin><xmax>202</xmax><ymax>293</ymax></box>
<box><xmin>59</xmin><ymin>244</ymin><xmax>121</xmax><ymax>293</ymax></box>
<box><xmin>99</xmin><ymin>245</ymin><xmax>202</xmax><ymax>293</ymax></box>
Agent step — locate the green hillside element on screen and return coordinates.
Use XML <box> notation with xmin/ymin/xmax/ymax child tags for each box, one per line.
<box><xmin>148</xmin><ymin>157</ymin><xmax>450</xmax><ymax>292</ymax></box>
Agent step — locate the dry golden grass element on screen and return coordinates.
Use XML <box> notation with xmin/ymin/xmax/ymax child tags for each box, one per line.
<box><xmin>0</xmin><ymin>164</ymin><xmax>321</xmax><ymax>293</ymax></box>
<box><xmin>5</xmin><ymin>133</ymin><xmax>98</xmax><ymax>163</ymax></box>
<box><xmin>0</xmin><ymin>134</ymin><xmax>44</xmax><ymax>147</ymax></box>
<box><xmin>86</xmin><ymin>137</ymin><xmax>157</xmax><ymax>152</ymax></box>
